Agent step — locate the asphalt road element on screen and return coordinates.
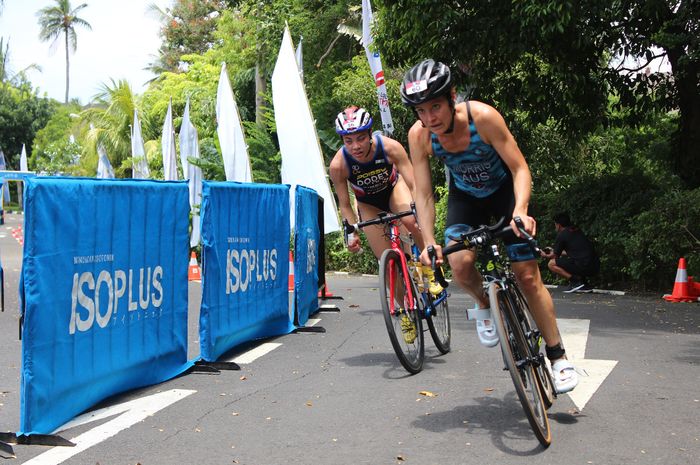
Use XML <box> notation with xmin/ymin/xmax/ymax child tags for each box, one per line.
<box><xmin>0</xmin><ymin>212</ymin><xmax>698</xmax><ymax>465</ymax></box>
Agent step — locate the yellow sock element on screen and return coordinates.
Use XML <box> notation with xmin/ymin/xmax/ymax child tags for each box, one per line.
<box><xmin>421</xmin><ymin>266</ymin><xmax>443</xmax><ymax>295</ymax></box>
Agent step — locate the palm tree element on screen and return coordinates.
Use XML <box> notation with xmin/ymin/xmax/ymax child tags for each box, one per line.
<box><xmin>36</xmin><ymin>0</ymin><xmax>91</xmax><ymax>103</ymax></box>
<box><xmin>81</xmin><ymin>79</ymin><xmax>145</xmax><ymax>177</ymax></box>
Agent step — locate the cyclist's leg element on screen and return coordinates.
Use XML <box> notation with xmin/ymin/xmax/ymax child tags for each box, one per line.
<box><xmin>446</xmin><ymin>247</ymin><xmax>487</xmax><ymax>305</ymax></box>
<box><xmin>443</xmin><ymin>179</ymin><xmax>489</xmax><ymax>308</ymax></box>
<box><xmin>355</xmin><ymin>199</ymin><xmax>392</xmax><ymax>259</ymax></box>
<box><xmin>387</xmin><ymin>180</ymin><xmax>445</xmax><ymax>295</ymax></box>
<box><xmin>388</xmin><ymin>178</ymin><xmax>424</xmax><ymax>249</ymax></box>
<box><xmin>511</xmin><ymin>259</ymin><xmax>578</xmax><ymax>393</ymax></box>
<box><xmin>511</xmin><ymin>260</ymin><xmax>559</xmax><ymax>343</ymax></box>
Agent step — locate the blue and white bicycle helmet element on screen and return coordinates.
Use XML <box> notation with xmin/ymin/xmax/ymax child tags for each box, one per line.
<box><xmin>335</xmin><ymin>106</ymin><xmax>373</xmax><ymax>135</ymax></box>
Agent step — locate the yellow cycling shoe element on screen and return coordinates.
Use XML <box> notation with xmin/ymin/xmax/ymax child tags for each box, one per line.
<box><xmin>400</xmin><ymin>313</ymin><xmax>417</xmax><ymax>344</ymax></box>
<box><xmin>421</xmin><ymin>266</ymin><xmax>444</xmax><ymax>296</ymax></box>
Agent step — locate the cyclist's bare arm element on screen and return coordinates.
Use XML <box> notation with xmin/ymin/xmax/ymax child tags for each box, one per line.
<box><xmin>329</xmin><ymin>151</ymin><xmax>361</xmax><ymax>252</ymax></box>
<box><xmin>382</xmin><ymin>136</ymin><xmax>416</xmax><ymax>192</ymax></box>
<box><xmin>407</xmin><ymin>121</ymin><xmax>441</xmax><ymax>265</ymax></box>
<box><xmin>473</xmin><ymin>101</ymin><xmax>535</xmax><ymax>237</ymax></box>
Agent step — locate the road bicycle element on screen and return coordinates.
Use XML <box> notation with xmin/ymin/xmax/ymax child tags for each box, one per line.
<box><xmin>429</xmin><ymin>217</ymin><xmax>556</xmax><ymax>447</ymax></box>
<box><xmin>343</xmin><ymin>205</ymin><xmax>450</xmax><ymax>374</ymax></box>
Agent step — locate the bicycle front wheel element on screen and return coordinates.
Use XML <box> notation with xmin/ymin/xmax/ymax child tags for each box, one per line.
<box><xmin>489</xmin><ymin>281</ymin><xmax>552</xmax><ymax>447</ymax></box>
<box><xmin>425</xmin><ymin>290</ymin><xmax>451</xmax><ymax>354</ymax></box>
<box><xmin>379</xmin><ymin>249</ymin><xmax>424</xmax><ymax>374</ymax></box>
<box><xmin>510</xmin><ymin>285</ymin><xmax>555</xmax><ymax>409</ymax></box>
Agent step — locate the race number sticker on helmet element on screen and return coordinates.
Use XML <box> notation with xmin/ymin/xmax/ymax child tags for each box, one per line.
<box><xmin>400</xmin><ymin>59</ymin><xmax>452</xmax><ymax>106</ymax></box>
<box><xmin>335</xmin><ymin>106</ymin><xmax>373</xmax><ymax>135</ymax></box>
<box><xmin>405</xmin><ymin>80</ymin><xmax>428</xmax><ymax>95</ymax></box>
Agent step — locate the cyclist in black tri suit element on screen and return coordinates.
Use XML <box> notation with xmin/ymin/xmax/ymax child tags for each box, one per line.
<box><xmin>329</xmin><ymin>106</ymin><xmax>441</xmax><ymax>295</ymax></box>
<box><xmin>401</xmin><ymin>60</ymin><xmax>578</xmax><ymax>394</ymax></box>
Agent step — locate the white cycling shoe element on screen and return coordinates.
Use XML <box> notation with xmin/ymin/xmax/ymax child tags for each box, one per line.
<box><xmin>467</xmin><ymin>306</ymin><xmax>499</xmax><ymax>347</ymax></box>
<box><xmin>552</xmin><ymin>358</ymin><xmax>579</xmax><ymax>394</ymax></box>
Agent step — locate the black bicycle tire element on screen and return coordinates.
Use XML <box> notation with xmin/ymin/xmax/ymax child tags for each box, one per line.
<box><xmin>489</xmin><ymin>281</ymin><xmax>552</xmax><ymax>447</ymax></box>
<box><xmin>510</xmin><ymin>285</ymin><xmax>556</xmax><ymax>408</ymax></box>
<box><xmin>379</xmin><ymin>249</ymin><xmax>424</xmax><ymax>374</ymax></box>
<box><xmin>425</xmin><ymin>291</ymin><xmax>451</xmax><ymax>354</ymax></box>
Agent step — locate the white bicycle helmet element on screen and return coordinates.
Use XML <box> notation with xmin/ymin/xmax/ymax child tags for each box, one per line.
<box><xmin>335</xmin><ymin>106</ymin><xmax>373</xmax><ymax>135</ymax></box>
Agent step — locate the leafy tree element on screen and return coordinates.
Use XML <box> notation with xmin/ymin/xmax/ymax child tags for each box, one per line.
<box><xmin>80</xmin><ymin>79</ymin><xmax>141</xmax><ymax>177</ymax></box>
<box><xmin>376</xmin><ymin>0</ymin><xmax>700</xmax><ymax>186</ymax></box>
<box><xmin>36</xmin><ymin>0</ymin><xmax>91</xmax><ymax>104</ymax></box>
<box><xmin>0</xmin><ymin>80</ymin><xmax>55</xmax><ymax>169</ymax></box>
<box><xmin>148</xmin><ymin>0</ymin><xmax>227</xmax><ymax>74</ymax></box>
<box><xmin>30</xmin><ymin>103</ymin><xmax>83</xmax><ymax>175</ymax></box>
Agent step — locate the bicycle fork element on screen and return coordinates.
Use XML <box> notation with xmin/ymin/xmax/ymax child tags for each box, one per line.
<box><xmin>388</xmin><ymin>255</ymin><xmax>417</xmax><ymax>317</ymax></box>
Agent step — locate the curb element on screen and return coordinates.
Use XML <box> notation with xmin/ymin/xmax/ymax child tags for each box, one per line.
<box><xmin>330</xmin><ymin>273</ymin><xmax>625</xmax><ymax>295</ymax></box>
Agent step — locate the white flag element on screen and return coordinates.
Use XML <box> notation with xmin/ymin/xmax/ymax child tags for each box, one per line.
<box><xmin>0</xmin><ymin>149</ymin><xmax>11</xmax><ymax>202</ymax></box>
<box><xmin>96</xmin><ymin>144</ymin><xmax>115</xmax><ymax>179</ymax></box>
<box><xmin>179</xmin><ymin>97</ymin><xmax>203</xmax><ymax>247</ymax></box>
<box><xmin>295</xmin><ymin>35</ymin><xmax>304</xmax><ymax>81</ymax></box>
<box><xmin>162</xmin><ymin>99</ymin><xmax>178</xmax><ymax>181</ymax></box>
<box><xmin>272</xmin><ymin>26</ymin><xmax>340</xmax><ymax>233</ymax></box>
<box><xmin>131</xmin><ymin>109</ymin><xmax>150</xmax><ymax>179</ymax></box>
<box><xmin>20</xmin><ymin>144</ymin><xmax>28</xmax><ymax>172</ymax></box>
<box><xmin>362</xmin><ymin>0</ymin><xmax>394</xmax><ymax>135</ymax></box>
<box><xmin>216</xmin><ymin>63</ymin><xmax>253</xmax><ymax>182</ymax></box>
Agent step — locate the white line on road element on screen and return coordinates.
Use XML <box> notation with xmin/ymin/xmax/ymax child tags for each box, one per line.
<box><xmin>228</xmin><ymin>319</ymin><xmax>321</xmax><ymax>364</ymax></box>
<box><xmin>21</xmin><ymin>389</ymin><xmax>196</xmax><ymax>465</ymax></box>
<box><xmin>230</xmin><ymin>343</ymin><xmax>283</xmax><ymax>364</ymax></box>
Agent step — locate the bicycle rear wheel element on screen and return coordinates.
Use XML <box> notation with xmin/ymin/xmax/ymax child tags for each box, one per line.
<box><xmin>425</xmin><ymin>291</ymin><xmax>451</xmax><ymax>354</ymax></box>
<box><xmin>510</xmin><ymin>285</ymin><xmax>555</xmax><ymax>408</ymax></box>
<box><xmin>489</xmin><ymin>281</ymin><xmax>552</xmax><ymax>447</ymax></box>
<box><xmin>379</xmin><ymin>249</ymin><xmax>424</xmax><ymax>374</ymax></box>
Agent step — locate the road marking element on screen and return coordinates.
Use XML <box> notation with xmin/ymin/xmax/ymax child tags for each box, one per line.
<box><xmin>230</xmin><ymin>343</ymin><xmax>283</xmax><ymax>364</ymax></box>
<box><xmin>558</xmin><ymin>318</ymin><xmax>618</xmax><ymax>410</ymax></box>
<box><xmin>228</xmin><ymin>318</ymin><xmax>321</xmax><ymax>364</ymax></box>
<box><xmin>21</xmin><ymin>389</ymin><xmax>196</xmax><ymax>465</ymax></box>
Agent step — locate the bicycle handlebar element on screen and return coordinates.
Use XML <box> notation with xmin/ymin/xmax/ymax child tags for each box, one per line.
<box><xmin>342</xmin><ymin>203</ymin><xmax>417</xmax><ymax>236</ymax></box>
<box><xmin>428</xmin><ymin>216</ymin><xmax>541</xmax><ymax>288</ymax></box>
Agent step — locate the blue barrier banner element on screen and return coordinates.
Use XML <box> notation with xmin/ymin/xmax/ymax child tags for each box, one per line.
<box><xmin>199</xmin><ymin>182</ymin><xmax>294</xmax><ymax>361</ymax></box>
<box><xmin>19</xmin><ymin>177</ymin><xmax>191</xmax><ymax>434</ymax></box>
<box><xmin>294</xmin><ymin>186</ymin><xmax>320</xmax><ymax>326</ymax></box>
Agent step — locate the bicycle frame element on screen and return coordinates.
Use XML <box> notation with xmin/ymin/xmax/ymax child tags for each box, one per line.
<box><xmin>385</xmin><ymin>221</ymin><xmax>417</xmax><ymax>317</ymax></box>
<box><xmin>344</xmin><ymin>206</ymin><xmax>448</xmax><ymax>319</ymax></box>
<box><xmin>430</xmin><ymin>216</ymin><xmax>554</xmax><ymax>446</ymax></box>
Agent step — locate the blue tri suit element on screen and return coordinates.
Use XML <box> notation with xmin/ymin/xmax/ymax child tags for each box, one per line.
<box><xmin>433</xmin><ymin>101</ymin><xmax>535</xmax><ymax>262</ymax></box>
<box><xmin>342</xmin><ymin>134</ymin><xmax>399</xmax><ymax>214</ymax></box>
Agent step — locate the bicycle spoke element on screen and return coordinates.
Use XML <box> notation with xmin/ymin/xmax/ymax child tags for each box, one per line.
<box><xmin>425</xmin><ymin>291</ymin><xmax>451</xmax><ymax>354</ymax></box>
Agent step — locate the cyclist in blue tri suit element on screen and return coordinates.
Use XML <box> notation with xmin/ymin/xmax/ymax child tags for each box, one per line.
<box><xmin>401</xmin><ymin>60</ymin><xmax>577</xmax><ymax>394</ymax></box>
<box><xmin>329</xmin><ymin>105</ymin><xmax>441</xmax><ymax>294</ymax></box>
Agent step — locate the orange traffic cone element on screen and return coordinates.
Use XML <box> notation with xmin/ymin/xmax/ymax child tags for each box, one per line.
<box><xmin>188</xmin><ymin>251</ymin><xmax>201</xmax><ymax>281</ymax></box>
<box><xmin>288</xmin><ymin>251</ymin><xmax>295</xmax><ymax>291</ymax></box>
<box><xmin>689</xmin><ymin>276</ymin><xmax>700</xmax><ymax>295</ymax></box>
<box><xmin>318</xmin><ymin>284</ymin><xmax>335</xmax><ymax>298</ymax></box>
<box><xmin>663</xmin><ymin>258</ymin><xmax>699</xmax><ymax>302</ymax></box>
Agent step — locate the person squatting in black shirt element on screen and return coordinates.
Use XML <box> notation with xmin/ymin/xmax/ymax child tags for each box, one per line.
<box><xmin>540</xmin><ymin>212</ymin><xmax>600</xmax><ymax>293</ymax></box>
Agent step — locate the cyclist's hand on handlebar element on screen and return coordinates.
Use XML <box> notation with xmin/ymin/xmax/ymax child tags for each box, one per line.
<box><xmin>510</xmin><ymin>213</ymin><xmax>536</xmax><ymax>238</ymax></box>
<box><xmin>420</xmin><ymin>244</ymin><xmax>443</xmax><ymax>267</ymax></box>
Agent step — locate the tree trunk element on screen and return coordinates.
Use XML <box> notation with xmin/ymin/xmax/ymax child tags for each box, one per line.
<box><xmin>255</xmin><ymin>63</ymin><xmax>266</xmax><ymax>126</ymax></box>
<box><xmin>667</xmin><ymin>44</ymin><xmax>700</xmax><ymax>187</ymax></box>
<box><xmin>675</xmin><ymin>66</ymin><xmax>700</xmax><ymax>187</ymax></box>
<box><xmin>64</xmin><ymin>30</ymin><xmax>69</xmax><ymax>104</ymax></box>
